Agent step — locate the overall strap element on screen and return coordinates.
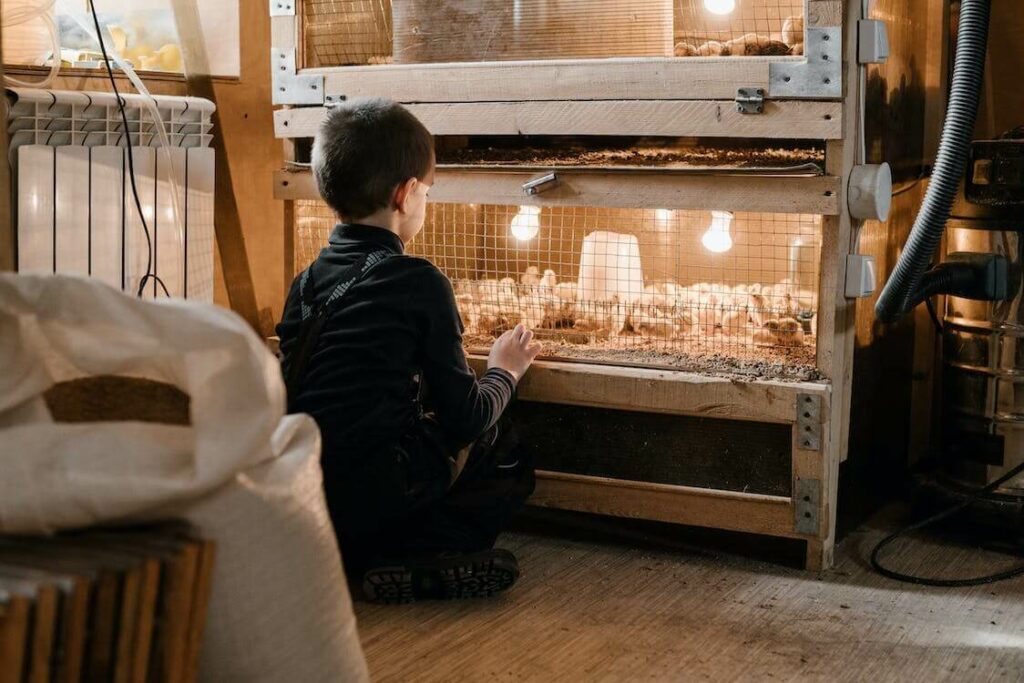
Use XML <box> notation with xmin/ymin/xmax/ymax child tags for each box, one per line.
<box><xmin>286</xmin><ymin>249</ymin><xmax>393</xmax><ymax>406</ymax></box>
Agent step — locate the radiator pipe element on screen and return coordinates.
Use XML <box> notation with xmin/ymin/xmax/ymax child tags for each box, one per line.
<box><xmin>874</xmin><ymin>0</ymin><xmax>992</xmax><ymax>323</ymax></box>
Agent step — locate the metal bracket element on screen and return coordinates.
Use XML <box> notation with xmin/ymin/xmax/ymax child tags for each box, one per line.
<box><xmin>269</xmin><ymin>0</ymin><xmax>296</xmax><ymax>16</ymax></box>
<box><xmin>735</xmin><ymin>88</ymin><xmax>765</xmax><ymax>115</ymax></box>
<box><xmin>324</xmin><ymin>94</ymin><xmax>347</xmax><ymax>106</ymax></box>
<box><xmin>794</xmin><ymin>478</ymin><xmax>821</xmax><ymax>535</ymax></box>
<box><xmin>522</xmin><ymin>173</ymin><xmax>559</xmax><ymax>196</ymax></box>
<box><xmin>796</xmin><ymin>393</ymin><xmax>822</xmax><ymax>451</ymax></box>
<box><xmin>272</xmin><ymin>47</ymin><xmax>324</xmax><ymax>106</ymax></box>
<box><xmin>769</xmin><ymin>27</ymin><xmax>842</xmax><ymax>99</ymax></box>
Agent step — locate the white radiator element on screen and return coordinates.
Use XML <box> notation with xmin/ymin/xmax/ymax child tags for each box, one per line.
<box><xmin>6</xmin><ymin>88</ymin><xmax>216</xmax><ymax>301</ymax></box>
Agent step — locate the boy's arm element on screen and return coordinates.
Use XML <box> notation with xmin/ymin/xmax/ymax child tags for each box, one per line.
<box><xmin>416</xmin><ymin>268</ymin><xmax>516</xmax><ymax>447</ymax></box>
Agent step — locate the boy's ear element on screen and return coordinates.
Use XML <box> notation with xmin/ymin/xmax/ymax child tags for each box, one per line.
<box><xmin>393</xmin><ymin>177</ymin><xmax>418</xmax><ymax>214</ymax></box>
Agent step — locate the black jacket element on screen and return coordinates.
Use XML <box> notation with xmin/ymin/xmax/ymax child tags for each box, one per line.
<box><xmin>276</xmin><ymin>223</ymin><xmax>516</xmax><ymax>468</ymax></box>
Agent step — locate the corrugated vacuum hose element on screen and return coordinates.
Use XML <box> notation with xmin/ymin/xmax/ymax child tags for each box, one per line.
<box><xmin>873</xmin><ymin>0</ymin><xmax>993</xmax><ymax>323</ymax></box>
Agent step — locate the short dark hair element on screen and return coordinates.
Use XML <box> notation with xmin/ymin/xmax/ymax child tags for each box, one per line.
<box><xmin>311</xmin><ymin>98</ymin><xmax>434</xmax><ymax>220</ymax></box>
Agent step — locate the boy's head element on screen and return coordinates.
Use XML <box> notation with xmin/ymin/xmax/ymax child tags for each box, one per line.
<box><xmin>312</xmin><ymin>97</ymin><xmax>435</xmax><ymax>243</ymax></box>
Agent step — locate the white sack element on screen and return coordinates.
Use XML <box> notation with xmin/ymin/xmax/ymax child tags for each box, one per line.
<box><xmin>0</xmin><ymin>274</ymin><xmax>369</xmax><ymax>682</ymax></box>
<box><xmin>159</xmin><ymin>414</ymin><xmax>370</xmax><ymax>683</ymax></box>
<box><xmin>0</xmin><ymin>273</ymin><xmax>283</xmax><ymax>532</ymax></box>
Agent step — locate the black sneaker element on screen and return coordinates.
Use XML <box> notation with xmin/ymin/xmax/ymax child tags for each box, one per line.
<box><xmin>362</xmin><ymin>548</ymin><xmax>520</xmax><ymax>604</ymax></box>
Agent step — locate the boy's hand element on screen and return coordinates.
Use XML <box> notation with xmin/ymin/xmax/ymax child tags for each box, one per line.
<box><xmin>488</xmin><ymin>324</ymin><xmax>541</xmax><ymax>382</ymax></box>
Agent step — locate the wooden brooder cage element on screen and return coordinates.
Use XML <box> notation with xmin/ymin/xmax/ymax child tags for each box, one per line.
<box><xmin>270</xmin><ymin>0</ymin><xmax>877</xmax><ymax>570</ymax></box>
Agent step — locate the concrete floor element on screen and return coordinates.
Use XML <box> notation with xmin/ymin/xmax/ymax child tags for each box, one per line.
<box><xmin>355</xmin><ymin>507</ymin><xmax>1024</xmax><ymax>682</ymax></box>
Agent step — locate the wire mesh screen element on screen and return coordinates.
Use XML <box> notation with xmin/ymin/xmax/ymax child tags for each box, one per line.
<box><xmin>303</xmin><ymin>0</ymin><xmax>393</xmax><ymax>67</ymax></box>
<box><xmin>301</xmin><ymin>0</ymin><xmax>805</xmax><ymax>67</ymax></box>
<box><xmin>674</xmin><ymin>0</ymin><xmax>805</xmax><ymax>56</ymax></box>
<box><xmin>293</xmin><ymin>201</ymin><xmax>821</xmax><ymax>374</ymax></box>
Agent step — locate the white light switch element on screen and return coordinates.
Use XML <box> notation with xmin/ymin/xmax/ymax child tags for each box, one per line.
<box><xmin>846</xmin><ymin>254</ymin><xmax>877</xmax><ymax>299</ymax></box>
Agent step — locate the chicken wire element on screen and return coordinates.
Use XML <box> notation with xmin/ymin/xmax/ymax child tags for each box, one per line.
<box><xmin>674</xmin><ymin>0</ymin><xmax>805</xmax><ymax>56</ymax></box>
<box><xmin>300</xmin><ymin>0</ymin><xmax>805</xmax><ymax>67</ymax></box>
<box><xmin>293</xmin><ymin>201</ymin><xmax>821</xmax><ymax>372</ymax></box>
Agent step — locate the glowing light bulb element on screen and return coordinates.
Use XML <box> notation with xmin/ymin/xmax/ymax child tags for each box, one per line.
<box><xmin>703</xmin><ymin>0</ymin><xmax>736</xmax><ymax>15</ymax></box>
<box><xmin>701</xmin><ymin>210</ymin><xmax>734</xmax><ymax>253</ymax></box>
<box><xmin>510</xmin><ymin>205</ymin><xmax>541</xmax><ymax>241</ymax></box>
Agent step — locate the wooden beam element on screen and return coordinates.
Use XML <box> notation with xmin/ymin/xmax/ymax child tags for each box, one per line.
<box><xmin>275</xmin><ymin>167</ymin><xmax>839</xmax><ymax>215</ymax></box>
<box><xmin>530</xmin><ymin>471</ymin><xmax>803</xmax><ymax>540</ymax></box>
<box><xmin>310</xmin><ymin>57</ymin><xmax>779</xmax><ymax>102</ymax></box>
<box><xmin>274</xmin><ymin>100</ymin><xmax>843</xmax><ymax>139</ymax></box>
<box><xmin>171</xmin><ymin>0</ymin><xmax>263</xmax><ymax>332</ymax></box>
<box><xmin>467</xmin><ymin>357</ymin><xmax>829</xmax><ymax>425</ymax></box>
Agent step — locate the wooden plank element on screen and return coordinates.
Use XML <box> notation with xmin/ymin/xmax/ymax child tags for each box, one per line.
<box><xmin>312</xmin><ymin>57</ymin><xmax>775</xmax><ymax>102</ymax></box>
<box><xmin>806</xmin><ymin>0</ymin><xmax>843</xmax><ymax>28</ymax></box>
<box><xmin>0</xmin><ymin>578</ymin><xmax>58</xmax><ymax>683</ymax></box>
<box><xmin>0</xmin><ymin>594</ymin><xmax>30</xmax><ymax>683</ymax></box>
<box><xmin>182</xmin><ymin>540</ymin><xmax>216</xmax><ymax>683</ymax></box>
<box><xmin>467</xmin><ymin>356</ymin><xmax>828</xmax><ymax>424</ymax></box>
<box><xmin>530</xmin><ymin>471</ymin><xmax>801</xmax><ymax>539</ymax></box>
<box><xmin>0</xmin><ymin>564</ymin><xmax>90</xmax><ymax>683</ymax></box>
<box><xmin>275</xmin><ymin>168</ymin><xmax>840</xmax><ymax>215</ymax></box>
<box><xmin>274</xmin><ymin>100</ymin><xmax>843</xmax><ymax>139</ymax></box>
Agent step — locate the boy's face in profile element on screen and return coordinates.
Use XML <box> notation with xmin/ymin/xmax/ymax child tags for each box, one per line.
<box><xmin>396</xmin><ymin>164</ymin><xmax>435</xmax><ymax>245</ymax></box>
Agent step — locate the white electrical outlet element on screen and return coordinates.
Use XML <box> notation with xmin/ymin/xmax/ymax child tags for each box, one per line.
<box><xmin>846</xmin><ymin>254</ymin><xmax>877</xmax><ymax>299</ymax></box>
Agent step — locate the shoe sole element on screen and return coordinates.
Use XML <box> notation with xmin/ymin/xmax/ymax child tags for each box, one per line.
<box><xmin>362</xmin><ymin>550</ymin><xmax>519</xmax><ymax>604</ymax></box>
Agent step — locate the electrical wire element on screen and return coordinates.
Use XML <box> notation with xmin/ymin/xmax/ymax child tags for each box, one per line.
<box><xmin>87</xmin><ymin>0</ymin><xmax>169</xmax><ymax>298</ymax></box>
<box><xmin>870</xmin><ymin>459</ymin><xmax>1024</xmax><ymax>586</ymax></box>
<box><xmin>924</xmin><ymin>296</ymin><xmax>944</xmax><ymax>333</ymax></box>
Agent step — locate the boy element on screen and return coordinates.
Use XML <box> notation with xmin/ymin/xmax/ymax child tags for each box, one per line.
<box><xmin>276</xmin><ymin>98</ymin><xmax>540</xmax><ymax>603</ymax></box>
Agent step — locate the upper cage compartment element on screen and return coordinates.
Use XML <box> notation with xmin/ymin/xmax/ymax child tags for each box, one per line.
<box><xmin>302</xmin><ymin>0</ymin><xmax>806</xmax><ymax>68</ymax></box>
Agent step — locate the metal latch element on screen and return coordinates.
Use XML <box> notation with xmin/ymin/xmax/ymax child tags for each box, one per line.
<box><xmin>522</xmin><ymin>173</ymin><xmax>559</xmax><ymax>196</ymax></box>
<box><xmin>735</xmin><ymin>88</ymin><xmax>765</xmax><ymax>115</ymax></box>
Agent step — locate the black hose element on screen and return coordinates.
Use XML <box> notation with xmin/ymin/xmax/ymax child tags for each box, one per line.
<box><xmin>874</xmin><ymin>0</ymin><xmax>992</xmax><ymax>323</ymax></box>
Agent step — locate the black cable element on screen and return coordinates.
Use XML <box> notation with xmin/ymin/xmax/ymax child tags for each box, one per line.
<box><xmin>870</xmin><ymin>459</ymin><xmax>1024</xmax><ymax>586</ymax></box>
<box><xmin>87</xmin><ymin>0</ymin><xmax>170</xmax><ymax>299</ymax></box>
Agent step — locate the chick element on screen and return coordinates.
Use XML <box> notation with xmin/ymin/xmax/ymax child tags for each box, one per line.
<box><xmin>781</xmin><ymin>15</ymin><xmax>804</xmax><ymax>46</ymax></box>
<box><xmin>774</xmin><ymin>317</ymin><xmax>806</xmax><ymax>347</ymax></box>
<box><xmin>520</xmin><ymin>266</ymin><xmax>541</xmax><ymax>288</ymax></box>
<box><xmin>455</xmin><ymin>293</ymin><xmax>479</xmax><ymax>332</ymax></box>
<box><xmin>539</xmin><ymin>269</ymin><xmax>558</xmax><ymax>293</ymax></box>
<box><xmin>674</xmin><ymin>41</ymin><xmax>699</xmax><ymax>57</ymax></box>
<box><xmin>723</xmin><ymin>33</ymin><xmax>791</xmax><ymax>56</ymax></box>
<box><xmin>696</xmin><ymin>40</ymin><xmax>726</xmax><ymax>56</ymax></box>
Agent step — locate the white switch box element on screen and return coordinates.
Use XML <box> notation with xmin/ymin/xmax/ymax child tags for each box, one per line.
<box><xmin>858</xmin><ymin>19</ymin><xmax>890</xmax><ymax>64</ymax></box>
<box><xmin>846</xmin><ymin>254</ymin><xmax>877</xmax><ymax>298</ymax></box>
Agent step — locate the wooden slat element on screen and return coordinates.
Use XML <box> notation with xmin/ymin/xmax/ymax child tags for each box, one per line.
<box><xmin>183</xmin><ymin>540</ymin><xmax>216</xmax><ymax>683</ymax></box>
<box><xmin>0</xmin><ymin>594</ymin><xmax>30</xmax><ymax>683</ymax></box>
<box><xmin>311</xmin><ymin>57</ymin><xmax>775</xmax><ymax>102</ymax></box>
<box><xmin>467</xmin><ymin>357</ymin><xmax>829</xmax><ymax>425</ymax></box>
<box><xmin>530</xmin><ymin>471</ymin><xmax>802</xmax><ymax>539</ymax></box>
<box><xmin>0</xmin><ymin>20</ymin><xmax>12</xmax><ymax>272</ymax></box>
<box><xmin>274</xmin><ymin>100</ymin><xmax>843</xmax><ymax>139</ymax></box>
<box><xmin>275</xmin><ymin>167</ymin><xmax>840</xmax><ymax>214</ymax></box>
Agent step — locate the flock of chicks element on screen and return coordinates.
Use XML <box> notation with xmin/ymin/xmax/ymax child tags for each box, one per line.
<box><xmin>674</xmin><ymin>15</ymin><xmax>805</xmax><ymax>57</ymax></box>
<box><xmin>454</xmin><ymin>266</ymin><xmax>813</xmax><ymax>349</ymax></box>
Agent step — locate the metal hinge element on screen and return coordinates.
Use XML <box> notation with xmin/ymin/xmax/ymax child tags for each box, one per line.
<box><xmin>794</xmin><ymin>478</ymin><xmax>821</xmax><ymax>534</ymax></box>
<box><xmin>269</xmin><ymin>0</ymin><xmax>295</xmax><ymax>16</ymax></box>
<box><xmin>796</xmin><ymin>393</ymin><xmax>822</xmax><ymax>451</ymax></box>
<box><xmin>735</xmin><ymin>87</ymin><xmax>765</xmax><ymax>115</ymax></box>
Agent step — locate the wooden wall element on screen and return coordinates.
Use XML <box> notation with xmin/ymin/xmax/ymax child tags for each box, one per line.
<box><xmin>1</xmin><ymin>2</ymin><xmax>285</xmax><ymax>332</ymax></box>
